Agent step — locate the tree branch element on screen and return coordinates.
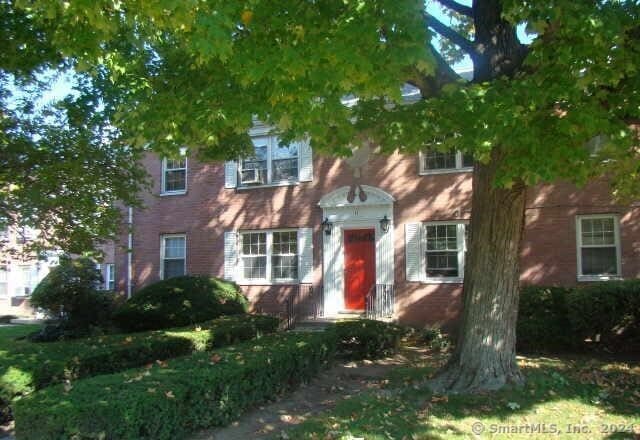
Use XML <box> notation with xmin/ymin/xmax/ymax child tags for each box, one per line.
<box><xmin>435</xmin><ymin>0</ymin><xmax>473</xmax><ymax>17</ymax></box>
<box><xmin>424</xmin><ymin>13</ymin><xmax>475</xmax><ymax>56</ymax></box>
<box><xmin>405</xmin><ymin>44</ymin><xmax>463</xmax><ymax>99</ymax></box>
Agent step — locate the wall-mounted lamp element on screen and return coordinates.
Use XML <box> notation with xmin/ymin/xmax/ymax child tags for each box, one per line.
<box><xmin>379</xmin><ymin>215</ymin><xmax>390</xmax><ymax>233</ymax></box>
<box><xmin>322</xmin><ymin>217</ymin><xmax>333</xmax><ymax>235</ymax></box>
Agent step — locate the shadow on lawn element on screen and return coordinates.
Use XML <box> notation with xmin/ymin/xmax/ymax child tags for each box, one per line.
<box><xmin>285</xmin><ymin>352</ymin><xmax>640</xmax><ymax>440</ymax></box>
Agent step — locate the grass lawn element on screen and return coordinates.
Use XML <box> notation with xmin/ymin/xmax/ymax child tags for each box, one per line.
<box><xmin>284</xmin><ymin>349</ymin><xmax>640</xmax><ymax>439</ymax></box>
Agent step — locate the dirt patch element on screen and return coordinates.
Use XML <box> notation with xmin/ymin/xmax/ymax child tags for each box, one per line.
<box><xmin>190</xmin><ymin>346</ymin><xmax>432</xmax><ymax>440</ymax></box>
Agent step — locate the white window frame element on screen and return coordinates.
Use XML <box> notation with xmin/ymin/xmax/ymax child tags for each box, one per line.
<box><xmin>576</xmin><ymin>214</ymin><xmax>622</xmax><ymax>282</ymax></box>
<box><xmin>105</xmin><ymin>263</ymin><xmax>115</xmax><ymax>290</ymax></box>
<box><xmin>161</xmin><ymin>158</ymin><xmax>188</xmax><ymax>195</ymax></box>
<box><xmin>238</xmin><ymin>229</ymin><xmax>299</xmax><ymax>285</ymax></box>
<box><xmin>422</xmin><ymin>221</ymin><xmax>467</xmax><ymax>283</ymax></box>
<box><xmin>238</xmin><ymin>134</ymin><xmax>299</xmax><ymax>188</ymax></box>
<box><xmin>0</xmin><ymin>265</ymin><xmax>8</xmax><ymax>298</ymax></box>
<box><xmin>419</xmin><ymin>150</ymin><xmax>473</xmax><ymax>175</ymax></box>
<box><xmin>160</xmin><ymin>234</ymin><xmax>187</xmax><ymax>280</ymax></box>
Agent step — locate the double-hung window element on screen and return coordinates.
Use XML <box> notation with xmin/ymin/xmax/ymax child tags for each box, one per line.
<box><xmin>423</xmin><ymin>222</ymin><xmax>467</xmax><ymax>281</ymax></box>
<box><xmin>105</xmin><ymin>264</ymin><xmax>115</xmax><ymax>290</ymax></box>
<box><xmin>0</xmin><ymin>265</ymin><xmax>7</xmax><ymax>298</ymax></box>
<box><xmin>239</xmin><ymin>136</ymin><xmax>298</xmax><ymax>186</ymax></box>
<box><xmin>576</xmin><ymin>215</ymin><xmax>621</xmax><ymax>280</ymax></box>
<box><xmin>161</xmin><ymin>235</ymin><xmax>186</xmax><ymax>279</ymax></box>
<box><xmin>420</xmin><ymin>150</ymin><xmax>473</xmax><ymax>174</ymax></box>
<box><xmin>240</xmin><ymin>230</ymin><xmax>299</xmax><ymax>283</ymax></box>
<box><xmin>16</xmin><ymin>264</ymin><xmax>38</xmax><ymax>296</ymax></box>
<box><xmin>162</xmin><ymin>158</ymin><xmax>187</xmax><ymax>194</ymax></box>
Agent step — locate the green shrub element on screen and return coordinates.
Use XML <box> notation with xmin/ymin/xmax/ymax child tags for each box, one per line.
<box><xmin>14</xmin><ymin>331</ymin><xmax>336</xmax><ymax>440</ymax></box>
<box><xmin>517</xmin><ymin>286</ymin><xmax>573</xmax><ymax>352</ymax></box>
<box><xmin>29</xmin><ymin>256</ymin><xmax>115</xmax><ymax>337</ymax></box>
<box><xmin>566</xmin><ymin>279</ymin><xmax>640</xmax><ymax>350</ymax></box>
<box><xmin>517</xmin><ymin>281</ymin><xmax>640</xmax><ymax>353</ymax></box>
<box><xmin>0</xmin><ymin>314</ymin><xmax>279</xmax><ymax>418</ymax></box>
<box><xmin>332</xmin><ymin>319</ymin><xmax>406</xmax><ymax>359</ymax></box>
<box><xmin>113</xmin><ymin>275</ymin><xmax>248</xmax><ymax>332</ymax></box>
<box><xmin>419</xmin><ymin>326</ymin><xmax>452</xmax><ymax>352</ymax></box>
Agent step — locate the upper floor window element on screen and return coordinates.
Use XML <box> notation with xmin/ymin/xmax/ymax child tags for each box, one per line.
<box><xmin>161</xmin><ymin>234</ymin><xmax>186</xmax><ymax>279</ymax></box>
<box><xmin>162</xmin><ymin>158</ymin><xmax>187</xmax><ymax>194</ymax></box>
<box><xmin>420</xmin><ymin>150</ymin><xmax>473</xmax><ymax>174</ymax></box>
<box><xmin>239</xmin><ymin>136</ymin><xmax>298</xmax><ymax>186</ymax></box>
<box><xmin>576</xmin><ymin>215</ymin><xmax>621</xmax><ymax>280</ymax></box>
<box><xmin>239</xmin><ymin>230</ymin><xmax>299</xmax><ymax>283</ymax></box>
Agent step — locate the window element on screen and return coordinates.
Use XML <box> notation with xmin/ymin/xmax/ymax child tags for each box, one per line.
<box><xmin>420</xmin><ymin>150</ymin><xmax>473</xmax><ymax>174</ymax></box>
<box><xmin>576</xmin><ymin>215</ymin><xmax>621</xmax><ymax>280</ymax></box>
<box><xmin>15</xmin><ymin>264</ymin><xmax>38</xmax><ymax>296</ymax></box>
<box><xmin>239</xmin><ymin>136</ymin><xmax>298</xmax><ymax>186</ymax></box>
<box><xmin>240</xmin><ymin>230</ymin><xmax>299</xmax><ymax>282</ymax></box>
<box><xmin>105</xmin><ymin>264</ymin><xmax>115</xmax><ymax>290</ymax></box>
<box><xmin>161</xmin><ymin>235</ymin><xmax>186</xmax><ymax>279</ymax></box>
<box><xmin>0</xmin><ymin>266</ymin><xmax>7</xmax><ymax>298</ymax></box>
<box><xmin>423</xmin><ymin>222</ymin><xmax>467</xmax><ymax>281</ymax></box>
<box><xmin>162</xmin><ymin>158</ymin><xmax>187</xmax><ymax>194</ymax></box>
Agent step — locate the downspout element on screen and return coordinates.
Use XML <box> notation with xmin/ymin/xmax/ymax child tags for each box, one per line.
<box><xmin>127</xmin><ymin>206</ymin><xmax>133</xmax><ymax>299</ymax></box>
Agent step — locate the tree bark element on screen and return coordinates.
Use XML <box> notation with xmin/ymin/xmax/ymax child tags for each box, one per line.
<box><xmin>428</xmin><ymin>150</ymin><xmax>526</xmax><ymax>393</ymax></box>
<box><xmin>427</xmin><ymin>0</ymin><xmax>530</xmax><ymax>395</ymax></box>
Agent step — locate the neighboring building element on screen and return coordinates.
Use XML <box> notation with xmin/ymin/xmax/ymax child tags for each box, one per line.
<box><xmin>0</xmin><ymin>224</ymin><xmax>116</xmax><ymax>318</ymax></box>
<box><xmin>0</xmin><ymin>226</ymin><xmax>55</xmax><ymax>317</ymax></box>
<box><xmin>113</xmin><ymin>122</ymin><xmax>640</xmax><ymax>328</ymax></box>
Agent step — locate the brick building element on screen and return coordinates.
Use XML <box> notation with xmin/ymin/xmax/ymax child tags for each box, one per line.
<box><xmin>113</xmin><ymin>121</ymin><xmax>639</xmax><ymax>327</ymax></box>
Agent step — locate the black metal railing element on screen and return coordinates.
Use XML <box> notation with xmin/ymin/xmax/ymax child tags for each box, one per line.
<box><xmin>365</xmin><ymin>284</ymin><xmax>395</xmax><ymax>319</ymax></box>
<box><xmin>284</xmin><ymin>284</ymin><xmax>323</xmax><ymax>330</ymax></box>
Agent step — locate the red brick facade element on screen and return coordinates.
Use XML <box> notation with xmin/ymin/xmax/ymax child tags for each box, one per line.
<box><xmin>114</xmin><ymin>150</ymin><xmax>640</xmax><ymax>327</ymax></box>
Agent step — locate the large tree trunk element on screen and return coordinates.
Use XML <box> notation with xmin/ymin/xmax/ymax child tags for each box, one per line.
<box><xmin>427</xmin><ymin>0</ymin><xmax>529</xmax><ymax>394</ymax></box>
<box><xmin>429</xmin><ymin>151</ymin><xmax>527</xmax><ymax>393</ymax></box>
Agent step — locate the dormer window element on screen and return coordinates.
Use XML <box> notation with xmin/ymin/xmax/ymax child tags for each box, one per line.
<box><xmin>239</xmin><ymin>136</ymin><xmax>298</xmax><ymax>186</ymax></box>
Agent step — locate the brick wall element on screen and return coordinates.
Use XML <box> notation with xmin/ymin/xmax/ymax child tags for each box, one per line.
<box><xmin>114</xmin><ymin>151</ymin><xmax>639</xmax><ymax>328</ymax></box>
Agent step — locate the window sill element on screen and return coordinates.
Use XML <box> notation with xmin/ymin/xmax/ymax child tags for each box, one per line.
<box><xmin>160</xmin><ymin>190</ymin><xmax>187</xmax><ymax>197</ymax></box>
<box><xmin>423</xmin><ymin>277</ymin><xmax>464</xmax><ymax>284</ymax></box>
<box><xmin>237</xmin><ymin>280</ymin><xmax>300</xmax><ymax>286</ymax></box>
<box><xmin>419</xmin><ymin>168</ymin><xmax>473</xmax><ymax>176</ymax></box>
<box><xmin>236</xmin><ymin>181</ymin><xmax>299</xmax><ymax>190</ymax></box>
<box><xmin>577</xmin><ymin>275</ymin><xmax>622</xmax><ymax>282</ymax></box>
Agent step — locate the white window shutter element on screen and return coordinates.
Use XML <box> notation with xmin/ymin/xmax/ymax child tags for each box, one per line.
<box><xmin>298</xmin><ymin>228</ymin><xmax>314</xmax><ymax>283</ymax></box>
<box><xmin>405</xmin><ymin>223</ymin><xmax>423</xmax><ymax>282</ymax></box>
<box><xmin>224</xmin><ymin>161</ymin><xmax>237</xmax><ymax>188</ymax></box>
<box><xmin>298</xmin><ymin>140</ymin><xmax>313</xmax><ymax>182</ymax></box>
<box><xmin>224</xmin><ymin>231</ymin><xmax>238</xmax><ymax>281</ymax></box>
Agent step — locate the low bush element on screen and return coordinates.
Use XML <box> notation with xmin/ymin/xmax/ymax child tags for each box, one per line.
<box><xmin>29</xmin><ymin>256</ymin><xmax>116</xmax><ymax>338</ymax></box>
<box><xmin>517</xmin><ymin>286</ymin><xmax>573</xmax><ymax>352</ymax></box>
<box><xmin>566</xmin><ymin>279</ymin><xmax>640</xmax><ymax>351</ymax></box>
<box><xmin>0</xmin><ymin>315</ymin><xmax>17</xmax><ymax>324</ymax></box>
<box><xmin>517</xmin><ymin>281</ymin><xmax>640</xmax><ymax>353</ymax></box>
<box><xmin>113</xmin><ymin>275</ymin><xmax>248</xmax><ymax>332</ymax></box>
<box><xmin>0</xmin><ymin>314</ymin><xmax>279</xmax><ymax>418</ymax></box>
<box><xmin>333</xmin><ymin>319</ymin><xmax>406</xmax><ymax>359</ymax></box>
<box><xmin>419</xmin><ymin>326</ymin><xmax>452</xmax><ymax>352</ymax></box>
<box><xmin>14</xmin><ymin>331</ymin><xmax>336</xmax><ymax>440</ymax></box>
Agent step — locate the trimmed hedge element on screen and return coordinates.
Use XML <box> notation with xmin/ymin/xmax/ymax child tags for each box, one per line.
<box><xmin>0</xmin><ymin>315</ymin><xmax>279</xmax><ymax>413</ymax></box>
<box><xmin>14</xmin><ymin>331</ymin><xmax>337</xmax><ymax>440</ymax></box>
<box><xmin>333</xmin><ymin>319</ymin><xmax>406</xmax><ymax>359</ymax></box>
<box><xmin>517</xmin><ymin>280</ymin><xmax>640</xmax><ymax>352</ymax></box>
<box><xmin>517</xmin><ymin>286</ymin><xmax>573</xmax><ymax>352</ymax></box>
<box><xmin>113</xmin><ymin>276</ymin><xmax>249</xmax><ymax>332</ymax></box>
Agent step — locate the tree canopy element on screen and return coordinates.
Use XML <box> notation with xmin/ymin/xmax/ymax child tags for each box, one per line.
<box><xmin>2</xmin><ymin>1</ymin><xmax>639</xmax><ymax>254</ymax></box>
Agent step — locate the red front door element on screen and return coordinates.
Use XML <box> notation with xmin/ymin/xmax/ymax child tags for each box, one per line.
<box><xmin>344</xmin><ymin>229</ymin><xmax>376</xmax><ymax>310</ymax></box>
